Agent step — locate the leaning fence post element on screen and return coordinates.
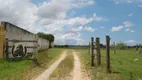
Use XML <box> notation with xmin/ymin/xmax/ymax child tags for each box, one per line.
<box><xmin>96</xmin><ymin>37</ymin><xmax>101</xmax><ymax>66</ymax></box>
<box><xmin>106</xmin><ymin>35</ymin><xmax>111</xmax><ymax>73</ymax></box>
<box><xmin>90</xmin><ymin>37</ymin><xmax>94</xmax><ymax>66</ymax></box>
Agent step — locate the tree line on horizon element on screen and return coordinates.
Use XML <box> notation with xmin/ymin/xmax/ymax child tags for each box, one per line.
<box><xmin>54</xmin><ymin>42</ymin><xmax>142</xmax><ymax>49</ymax></box>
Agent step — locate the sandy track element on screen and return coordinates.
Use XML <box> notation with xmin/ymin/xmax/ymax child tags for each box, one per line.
<box><xmin>34</xmin><ymin>50</ymin><xmax>67</xmax><ymax>80</ymax></box>
<box><xmin>72</xmin><ymin>51</ymin><xmax>82</xmax><ymax>80</ymax></box>
<box><xmin>73</xmin><ymin>51</ymin><xmax>91</xmax><ymax>80</ymax></box>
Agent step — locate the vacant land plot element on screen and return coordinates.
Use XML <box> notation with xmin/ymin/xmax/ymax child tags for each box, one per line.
<box><xmin>77</xmin><ymin>48</ymin><xmax>142</xmax><ymax>80</ymax></box>
<box><xmin>0</xmin><ymin>48</ymin><xmax>64</xmax><ymax>80</ymax></box>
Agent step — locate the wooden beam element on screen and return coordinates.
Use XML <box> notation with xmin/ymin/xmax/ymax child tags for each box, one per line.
<box><xmin>0</xmin><ymin>22</ymin><xmax>5</xmax><ymax>59</ymax></box>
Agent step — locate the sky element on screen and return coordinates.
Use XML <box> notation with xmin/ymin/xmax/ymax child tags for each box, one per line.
<box><xmin>0</xmin><ymin>0</ymin><xmax>142</xmax><ymax>45</ymax></box>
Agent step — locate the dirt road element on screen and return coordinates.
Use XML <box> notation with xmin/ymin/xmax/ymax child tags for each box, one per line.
<box><xmin>34</xmin><ymin>50</ymin><xmax>67</xmax><ymax>80</ymax></box>
<box><xmin>34</xmin><ymin>50</ymin><xmax>90</xmax><ymax>80</ymax></box>
<box><xmin>72</xmin><ymin>51</ymin><xmax>82</xmax><ymax>80</ymax></box>
<box><xmin>72</xmin><ymin>51</ymin><xmax>90</xmax><ymax>80</ymax></box>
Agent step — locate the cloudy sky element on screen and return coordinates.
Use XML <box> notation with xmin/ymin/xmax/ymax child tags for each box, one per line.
<box><xmin>0</xmin><ymin>0</ymin><xmax>142</xmax><ymax>45</ymax></box>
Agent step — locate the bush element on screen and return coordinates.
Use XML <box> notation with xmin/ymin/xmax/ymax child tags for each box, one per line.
<box><xmin>116</xmin><ymin>42</ymin><xmax>127</xmax><ymax>50</ymax></box>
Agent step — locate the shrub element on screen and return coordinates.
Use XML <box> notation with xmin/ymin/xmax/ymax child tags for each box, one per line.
<box><xmin>116</xmin><ymin>42</ymin><xmax>127</xmax><ymax>50</ymax></box>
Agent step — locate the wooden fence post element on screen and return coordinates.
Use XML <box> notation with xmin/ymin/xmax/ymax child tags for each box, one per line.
<box><xmin>113</xmin><ymin>42</ymin><xmax>116</xmax><ymax>54</ymax></box>
<box><xmin>0</xmin><ymin>22</ymin><xmax>5</xmax><ymax>59</ymax></box>
<box><xmin>96</xmin><ymin>37</ymin><xmax>101</xmax><ymax>66</ymax></box>
<box><xmin>90</xmin><ymin>37</ymin><xmax>94</xmax><ymax>66</ymax></box>
<box><xmin>106</xmin><ymin>35</ymin><xmax>111</xmax><ymax>73</ymax></box>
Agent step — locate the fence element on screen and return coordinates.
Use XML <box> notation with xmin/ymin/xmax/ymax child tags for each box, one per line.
<box><xmin>0</xmin><ymin>22</ymin><xmax>50</xmax><ymax>60</ymax></box>
<box><xmin>89</xmin><ymin>35</ymin><xmax>111</xmax><ymax>73</ymax></box>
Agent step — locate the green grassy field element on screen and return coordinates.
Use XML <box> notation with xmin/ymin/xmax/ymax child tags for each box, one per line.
<box><xmin>50</xmin><ymin>50</ymin><xmax>74</xmax><ymax>80</ymax></box>
<box><xmin>0</xmin><ymin>48</ymin><xmax>64</xmax><ymax>80</ymax></box>
<box><xmin>76</xmin><ymin>48</ymin><xmax>142</xmax><ymax>80</ymax></box>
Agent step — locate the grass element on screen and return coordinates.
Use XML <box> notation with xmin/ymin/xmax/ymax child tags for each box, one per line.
<box><xmin>0</xmin><ymin>48</ymin><xmax>64</xmax><ymax>80</ymax></box>
<box><xmin>50</xmin><ymin>50</ymin><xmax>74</xmax><ymax>80</ymax></box>
<box><xmin>0</xmin><ymin>60</ymin><xmax>32</xmax><ymax>80</ymax></box>
<box><xmin>76</xmin><ymin>48</ymin><xmax>142</xmax><ymax>80</ymax></box>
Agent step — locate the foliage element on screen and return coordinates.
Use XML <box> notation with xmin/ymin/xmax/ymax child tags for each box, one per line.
<box><xmin>115</xmin><ymin>42</ymin><xmax>127</xmax><ymax>50</ymax></box>
<box><xmin>37</xmin><ymin>32</ymin><xmax>54</xmax><ymax>48</ymax></box>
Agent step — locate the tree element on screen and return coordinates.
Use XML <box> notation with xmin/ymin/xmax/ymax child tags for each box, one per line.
<box><xmin>116</xmin><ymin>42</ymin><xmax>127</xmax><ymax>50</ymax></box>
<box><xmin>37</xmin><ymin>32</ymin><xmax>54</xmax><ymax>48</ymax></box>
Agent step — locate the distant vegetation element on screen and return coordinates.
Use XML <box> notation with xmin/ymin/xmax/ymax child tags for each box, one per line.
<box><xmin>115</xmin><ymin>42</ymin><xmax>127</xmax><ymax>50</ymax></box>
<box><xmin>37</xmin><ymin>32</ymin><xmax>54</xmax><ymax>48</ymax></box>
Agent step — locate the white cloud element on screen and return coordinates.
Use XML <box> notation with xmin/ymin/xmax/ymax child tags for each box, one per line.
<box><xmin>126</xmin><ymin>28</ymin><xmax>130</xmax><ymax>31</ymax></box>
<box><xmin>72</xmin><ymin>26</ymin><xmax>96</xmax><ymax>32</ymax></box>
<box><xmin>93</xmin><ymin>13</ymin><xmax>106</xmax><ymax>21</ymax></box>
<box><xmin>100</xmin><ymin>26</ymin><xmax>105</xmax><ymax>29</ymax></box>
<box><xmin>111</xmin><ymin>26</ymin><xmax>124</xmax><ymax>32</ymax></box>
<box><xmin>65</xmin><ymin>17</ymin><xmax>93</xmax><ymax>26</ymax></box>
<box><xmin>138</xmin><ymin>4</ymin><xmax>142</xmax><ymax>7</ymax></box>
<box><xmin>55</xmin><ymin>32</ymin><xmax>86</xmax><ymax>45</ymax></box>
<box><xmin>125</xmin><ymin>40</ymin><xmax>136</xmax><ymax>43</ymax></box>
<box><xmin>39</xmin><ymin>13</ymin><xmax>105</xmax><ymax>33</ymax></box>
<box><xmin>72</xmin><ymin>26</ymin><xmax>83</xmax><ymax>31</ymax></box>
<box><xmin>114</xmin><ymin>0</ymin><xmax>119</xmax><ymax>4</ymax></box>
<box><xmin>72</xmin><ymin>0</ymin><xmax>95</xmax><ymax>8</ymax></box>
<box><xmin>126</xmin><ymin>28</ymin><xmax>135</xmax><ymax>32</ymax></box>
<box><xmin>123</xmin><ymin>21</ymin><xmax>134</xmax><ymax>27</ymax></box>
<box><xmin>36</xmin><ymin>0</ymin><xmax>70</xmax><ymax>20</ymax></box>
<box><xmin>128</xmin><ymin>13</ymin><xmax>133</xmax><ymax>16</ymax></box>
<box><xmin>113</xmin><ymin>0</ymin><xmax>142</xmax><ymax>4</ymax></box>
<box><xmin>126</xmin><ymin>0</ymin><xmax>133</xmax><ymax>3</ymax></box>
<box><xmin>0</xmin><ymin>0</ymin><xmax>37</xmax><ymax>31</ymax></box>
<box><xmin>130</xmin><ymin>30</ymin><xmax>135</xmax><ymax>32</ymax></box>
<box><xmin>84</xmin><ymin>26</ymin><xmax>96</xmax><ymax>32</ymax></box>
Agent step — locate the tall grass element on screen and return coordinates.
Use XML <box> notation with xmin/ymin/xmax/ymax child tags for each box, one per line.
<box><xmin>0</xmin><ymin>60</ymin><xmax>31</xmax><ymax>80</ymax></box>
<box><xmin>76</xmin><ymin>48</ymin><xmax>142</xmax><ymax>80</ymax></box>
